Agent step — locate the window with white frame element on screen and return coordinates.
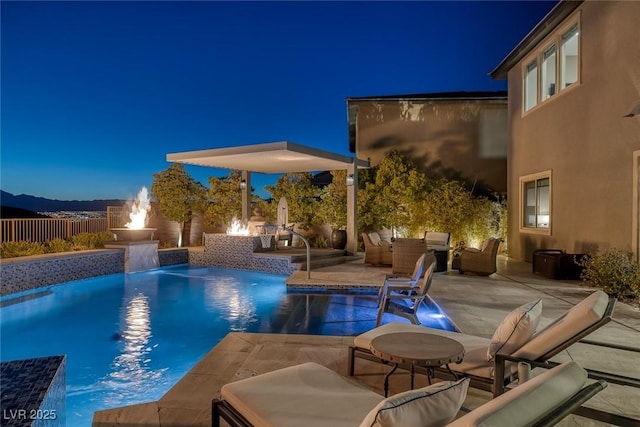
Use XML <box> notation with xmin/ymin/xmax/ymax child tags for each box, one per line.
<box><xmin>523</xmin><ymin>20</ymin><xmax>580</xmax><ymax>112</ymax></box>
<box><xmin>541</xmin><ymin>45</ymin><xmax>556</xmax><ymax>101</ymax></box>
<box><xmin>520</xmin><ymin>171</ymin><xmax>551</xmax><ymax>233</ymax></box>
<box><xmin>525</xmin><ymin>61</ymin><xmax>538</xmax><ymax>111</ymax></box>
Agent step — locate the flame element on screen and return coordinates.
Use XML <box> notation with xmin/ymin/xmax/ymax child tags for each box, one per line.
<box><xmin>125</xmin><ymin>187</ymin><xmax>151</xmax><ymax>230</ymax></box>
<box><xmin>227</xmin><ymin>217</ymin><xmax>250</xmax><ymax>236</ymax></box>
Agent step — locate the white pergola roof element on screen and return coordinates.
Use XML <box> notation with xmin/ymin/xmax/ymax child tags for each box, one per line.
<box><xmin>166</xmin><ymin>141</ymin><xmax>369</xmax><ymax>174</ymax></box>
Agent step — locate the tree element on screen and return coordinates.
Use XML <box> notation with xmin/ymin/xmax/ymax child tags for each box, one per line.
<box><xmin>363</xmin><ymin>150</ymin><xmax>428</xmax><ymax>236</ymax></box>
<box><xmin>205</xmin><ymin>170</ymin><xmax>244</xmax><ymax>227</ymax></box>
<box><xmin>151</xmin><ymin>163</ymin><xmax>207</xmax><ymax>247</ymax></box>
<box><xmin>318</xmin><ymin>170</ymin><xmax>347</xmax><ymax>230</ymax></box>
<box><xmin>265</xmin><ymin>172</ymin><xmax>321</xmax><ymax>229</ymax></box>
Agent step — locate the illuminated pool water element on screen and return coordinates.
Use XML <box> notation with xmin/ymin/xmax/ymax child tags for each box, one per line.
<box><xmin>0</xmin><ymin>264</ymin><xmax>455</xmax><ymax>426</ymax></box>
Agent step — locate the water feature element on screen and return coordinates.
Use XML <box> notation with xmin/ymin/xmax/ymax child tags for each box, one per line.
<box><xmin>107</xmin><ymin>186</ymin><xmax>159</xmax><ymax>272</ymax></box>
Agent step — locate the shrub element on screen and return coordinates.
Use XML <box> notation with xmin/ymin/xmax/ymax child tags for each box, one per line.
<box><xmin>46</xmin><ymin>238</ymin><xmax>73</xmax><ymax>253</ymax></box>
<box><xmin>0</xmin><ymin>241</ymin><xmax>46</xmax><ymax>258</ymax></box>
<box><xmin>71</xmin><ymin>231</ymin><xmax>115</xmax><ymax>250</ymax></box>
<box><xmin>577</xmin><ymin>249</ymin><xmax>640</xmax><ymax>299</ymax></box>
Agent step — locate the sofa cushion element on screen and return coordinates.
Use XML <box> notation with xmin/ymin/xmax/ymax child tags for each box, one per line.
<box><xmin>487</xmin><ymin>299</ymin><xmax>542</xmax><ymax>361</ymax></box>
<box><xmin>368</xmin><ymin>232</ymin><xmax>382</xmax><ymax>246</ymax></box>
<box><xmin>359</xmin><ymin>378</ymin><xmax>469</xmax><ymax>427</ymax></box>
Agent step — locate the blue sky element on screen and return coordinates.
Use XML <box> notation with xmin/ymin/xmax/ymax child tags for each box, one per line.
<box><xmin>1</xmin><ymin>1</ymin><xmax>555</xmax><ymax>201</ymax></box>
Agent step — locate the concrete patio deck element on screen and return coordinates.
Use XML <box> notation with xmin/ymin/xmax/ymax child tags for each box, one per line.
<box><xmin>93</xmin><ymin>255</ymin><xmax>640</xmax><ymax>426</ymax></box>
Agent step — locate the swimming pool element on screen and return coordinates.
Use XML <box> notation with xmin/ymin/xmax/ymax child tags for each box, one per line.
<box><xmin>0</xmin><ymin>264</ymin><xmax>455</xmax><ymax>426</ymax></box>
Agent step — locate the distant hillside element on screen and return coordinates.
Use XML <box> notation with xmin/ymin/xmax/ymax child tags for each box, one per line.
<box><xmin>0</xmin><ymin>190</ymin><xmax>126</xmax><ymax>213</ymax></box>
<box><xmin>0</xmin><ymin>206</ymin><xmax>50</xmax><ymax>219</ymax></box>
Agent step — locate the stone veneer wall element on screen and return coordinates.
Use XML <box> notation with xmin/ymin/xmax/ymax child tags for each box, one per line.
<box><xmin>0</xmin><ymin>248</ymin><xmax>189</xmax><ymax>297</ymax></box>
<box><xmin>0</xmin><ymin>356</ymin><xmax>66</xmax><ymax>427</ymax></box>
<box><xmin>0</xmin><ymin>250</ymin><xmax>124</xmax><ymax>296</ymax></box>
<box><xmin>159</xmin><ymin>247</ymin><xmax>189</xmax><ymax>266</ymax></box>
<box><xmin>192</xmin><ymin>233</ymin><xmax>297</xmax><ymax>275</ymax></box>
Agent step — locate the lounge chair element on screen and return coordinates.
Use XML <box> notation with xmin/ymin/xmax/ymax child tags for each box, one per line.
<box><xmin>376</xmin><ymin>256</ymin><xmax>436</xmax><ymax>326</ymax></box>
<box><xmin>377</xmin><ymin>252</ymin><xmax>428</xmax><ymax>306</ymax></box>
<box><xmin>452</xmin><ymin>238</ymin><xmax>502</xmax><ymax>275</ymax></box>
<box><xmin>362</xmin><ymin>232</ymin><xmax>393</xmax><ymax>266</ymax></box>
<box><xmin>349</xmin><ymin>290</ymin><xmax>616</xmax><ymax>397</ymax></box>
<box><xmin>212</xmin><ymin>361</ymin><xmax>605</xmax><ymax>427</ymax></box>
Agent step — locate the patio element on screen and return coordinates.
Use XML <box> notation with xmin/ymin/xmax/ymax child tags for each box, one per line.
<box><xmin>93</xmin><ymin>255</ymin><xmax>640</xmax><ymax>426</ymax></box>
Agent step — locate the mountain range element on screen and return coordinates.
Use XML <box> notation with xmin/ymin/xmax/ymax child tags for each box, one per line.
<box><xmin>0</xmin><ymin>190</ymin><xmax>126</xmax><ymax>213</ymax></box>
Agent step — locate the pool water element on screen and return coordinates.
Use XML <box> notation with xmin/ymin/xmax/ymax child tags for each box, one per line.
<box><xmin>0</xmin><ymin>264</ymin><xmax>455</xmax><ymax>426</ymax></box>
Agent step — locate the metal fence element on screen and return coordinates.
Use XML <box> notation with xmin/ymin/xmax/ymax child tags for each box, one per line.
<box><xmin>1</xmin><ymin>218</ymin><xmax>109</xmax><ymax>243</ymax></box>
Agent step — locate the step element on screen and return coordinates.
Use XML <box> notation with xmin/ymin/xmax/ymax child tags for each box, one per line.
<box><xmin>297</xmin><ymin>254</ymin><xmax>363</xmax><ymax>271</ymax></box>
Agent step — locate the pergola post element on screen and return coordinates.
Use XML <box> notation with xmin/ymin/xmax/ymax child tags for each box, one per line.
<box><xmin>241</xmin><ymin>170</ymin><xmax>251</xmax><ymax>222</ymax></box>
<box><xmin>346</xmin><ymin>162</ymin><xmax>358</xmax><ymax>255</ymax></box>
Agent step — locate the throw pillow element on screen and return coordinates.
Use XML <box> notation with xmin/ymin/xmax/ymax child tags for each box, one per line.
<box><xmin>487</xmin><ymin>299</ymin><xmax>542</xmax><ymax>361</ymax></box>
<box><xmin>368</xmin><ymin>232</ymin><xmax>382</xmax><ymax>246</ymax></box>
<box><xmin>359</xmin><ymin>378</ymin><xmax>469</xmax><ymax>427</ymax></box>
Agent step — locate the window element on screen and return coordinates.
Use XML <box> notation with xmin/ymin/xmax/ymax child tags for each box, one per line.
<box><xmin>524</xmin><ymin>61</ymin><xmax>538</xmax><ymax>111</ymax></box>
<box><xmin>560</xmin><ymin>25</ymin><xmax>579</xmax><ymax>89</ymax></box>
<box><xmin>522</xmin><ymin>19</ymin><xmax>580</xmax><ymax>112</ymax></box>
<box><xmin>541</xmin><ymin>45</ymin><xmax>556</xmax><ymax>101</ymax></box>
<box><xmin>520</xmin><ymin>171</ymin><xmax>552</xmax><ymax>233</ymax></box>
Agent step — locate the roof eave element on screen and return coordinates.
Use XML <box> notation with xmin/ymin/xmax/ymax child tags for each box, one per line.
<box><xmin>489</xmin><ymin>0</ymin><xmax>583</xmax><ymax>80</ymax></box>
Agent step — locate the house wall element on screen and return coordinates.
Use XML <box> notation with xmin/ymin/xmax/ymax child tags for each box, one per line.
<box><xmin>352</xmin><ymin>99</ymin><xmax>508</xmax><ymax>194</ymax></box>
<box><xmin>507</xmin><ymin>1</ymin><xmax>640</xmax><ymax>261</ymax></box>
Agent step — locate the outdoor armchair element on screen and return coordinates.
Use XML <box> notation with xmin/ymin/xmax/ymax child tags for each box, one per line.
<box><xmin>452</xmin><ymin>237</ymin><xmax>502</xmax><ymax>275</ymax></box>
<box><xmin>362</xmin><ymin>232</ymin><xmax>393</xmax><ymax>266</ymax></box>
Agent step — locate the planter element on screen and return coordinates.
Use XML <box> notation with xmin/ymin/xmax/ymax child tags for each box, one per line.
<box><xmin>331</xmin><ymin>229</ymin><xmax>347</xmax><ymax>250</ymax></box>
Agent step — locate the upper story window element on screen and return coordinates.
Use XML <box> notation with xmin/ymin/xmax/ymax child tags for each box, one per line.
<box><xmin>560</xmin><ymin>25</ymin><xmax>579</xmax><ymax>89</ymax></box>
<box><xmin>525</xmin><ymin>61</ymin><xmax>538</xmax><ymax>111</ymax></box>
<box><xmin>523</xmin><ymin>21</ymin><xmax>580</xmax><ymax>112</ymax></box>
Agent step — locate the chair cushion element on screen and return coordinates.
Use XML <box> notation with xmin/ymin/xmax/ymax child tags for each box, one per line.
<box><xmin>221</xmin><ymin>362</ymin><xmax>384</xmax><ymax>427</ymax></box>
<box><xmin>368</xmin><ymin>232</ymin><xmax>382</xmax><ymax>246</ymax></box>
<box><xmin>487</xmin><ymin>299</ymin><xmax>542</xmax><ymax>361</ymax></box>
<box><xmin>425</xmin><ymin>232</ymin><xmax>450</xmax><ymax>247</ymax></box>
<box><xmin>513</xmin><ymin>290</ymin><xmax>610</xmax><ymax>360</ymax></box>
<box><xmin>359</xmin><ymin>378</ymin><xmax>469</xmax><ymax>427</ymax></box>
<box><xmin>447</xmin><ymin>361</ymin><xmax>587</xmax><ymax>427</ymax></box>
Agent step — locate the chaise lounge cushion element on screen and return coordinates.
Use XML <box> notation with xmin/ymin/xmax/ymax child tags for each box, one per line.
<box><xmin>487</xmin><ymin>299</ymin><xmax>542</xmax><ymax>362</ymax></box>
<box><xmin>447</xmin><ymin>361</ymin><xmax>587</xmax><ymax>427</ymax></box>
<box><xmin>512</xmin><ymin>290</ymin><xmax>609</xmax><ymax>360</ymax></box>
<box><xmin>359</xmin><ymin>378</ymin><xmax>469</xmax><ymax>427</ymax></box>
<box><xmin>220</xmin><ymin>362</ymin><xmax>384</xmax><ymax>427</ymax></box>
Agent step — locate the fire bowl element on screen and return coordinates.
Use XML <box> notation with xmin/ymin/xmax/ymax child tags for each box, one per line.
<box><xmin>110</xmin><ymin>228</ymin><xmax>157</xmax><ymax>242</ymax></box>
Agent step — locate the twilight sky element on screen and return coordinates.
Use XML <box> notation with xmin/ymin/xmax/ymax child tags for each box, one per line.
<box><xmin>1</xmin><ymin>0</ymin><xmax>555</xmax><ymax>201</ymax></box>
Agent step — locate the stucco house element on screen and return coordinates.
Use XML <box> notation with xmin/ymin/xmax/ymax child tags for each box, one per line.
<box><xmin>347</xmin><ymin>92</ymin><xmax>509</xmax><ymax>195</ymax></box>
<box><xmin>490</xmin><ymin>0</ymin><xmax>640</xmax><ymax>262</ymax></box>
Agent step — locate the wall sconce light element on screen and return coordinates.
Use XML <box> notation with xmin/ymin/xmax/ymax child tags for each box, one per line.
<box><xmin>346</xmin><ymin>174</ymin><xmax>354</xmax><ymax>186</ymax></box>
<box><xmin>240</xmin><ymin>179</ymin><xmax>247</xmax><ymax>190</ymax></box>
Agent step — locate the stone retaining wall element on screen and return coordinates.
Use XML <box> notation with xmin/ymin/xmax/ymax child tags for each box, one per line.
<box><xmin>0</xmin><ymin>248</ymin><xmax>189</xmax><ymax>296</ymax></box>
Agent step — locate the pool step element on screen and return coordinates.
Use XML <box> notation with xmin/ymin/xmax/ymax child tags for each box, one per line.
<box><xmin>293</xmin><ymin>253</ymin><xmax>363</xmax><ymax>271</ymax></box>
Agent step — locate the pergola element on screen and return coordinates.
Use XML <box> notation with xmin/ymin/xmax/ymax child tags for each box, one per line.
<box><xmin>166</xmin><ymin>141</ymin><xmax>369</xmax><ymax>254</ymax></box>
